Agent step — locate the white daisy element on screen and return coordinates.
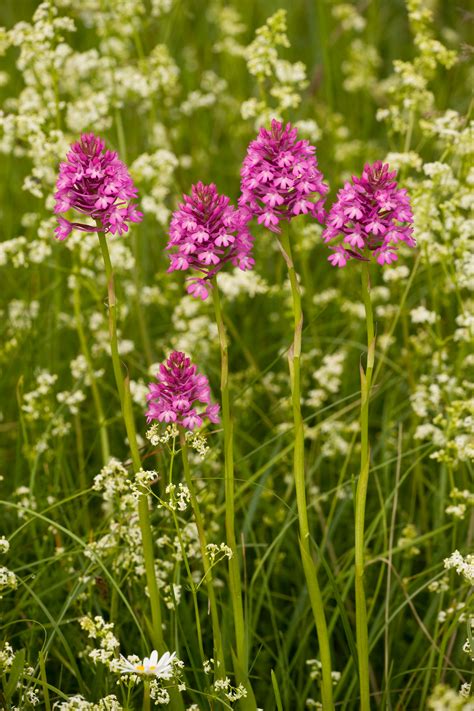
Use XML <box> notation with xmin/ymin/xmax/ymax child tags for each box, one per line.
<box><xmin>115</xmin><ymin>650</ymin><xmax>176</xmax><ymax>678</ymax></box>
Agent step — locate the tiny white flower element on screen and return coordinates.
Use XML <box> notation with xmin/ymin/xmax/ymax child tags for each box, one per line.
<box><xmin>114</xmin><ymin>650</ymin><xmax>176</xmax><ymax>678</ymax></box>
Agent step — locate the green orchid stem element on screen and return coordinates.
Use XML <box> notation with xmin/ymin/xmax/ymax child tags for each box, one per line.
<box><xmin>355</xmin><ymin>261</ymin><xmax>375</xmax><ymax>711</ymax></box>
<box><xmin>72</xmin><ymin>273</ymin><xmax>110</xmax><ymax>465</ymax></box>
<box><xmin>97</xmin><ymin>231</ymin><xmax>164</xmax><ymax>654</ymax></box>
<box><xmin>278</xmin><ymin>229</ymin><xmax>334</xmax><ymax>711</ymax></box>
<box><xmin>179</xmin><ymin>429</ymin><xmax>226</xmax><ymax>678</ymax></box>
<box><xmin>211</xmin><ymin>277</ymin><xmax>256</xmax><ymax>710</ymax></box>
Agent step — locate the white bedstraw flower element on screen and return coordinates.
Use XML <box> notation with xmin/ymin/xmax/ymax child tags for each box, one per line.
<box><xmin>115</xmin><ymin>650</ymin><xmax>176</xmax><ymax>678</ymax></box>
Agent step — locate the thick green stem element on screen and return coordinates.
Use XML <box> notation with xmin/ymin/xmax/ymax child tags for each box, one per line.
<box><xmin>73</xmin><ymin>274</ymin><xmax>110</xmax><ymax>464</ymax></box>
<box><xmin>179</xmin><ymin>429</ymin><xmax>226</xmax><ymax>677</ymax></box>
<box><xmin>143</xmin><ymin>680</ymin><xmax>151</xmax><ymax>711</ymax></box>
<box><xmin>97</xmin><ymin>231</ymin><xmax>164</xmax><ymax>654</ymax></box>
<box><xmin>211</xmin><ymin>278</ymin><xmax>256</xmax><ymax>709</ymax></box>
<box><xmin>278</xmin><ymin>230</ymin><xmax>334</xmax><ymax>711</ymax></box>
<box><xmin>355</xmin><ymin>262</ymin><xmax>375</xmax><ymax>710</ymax></box>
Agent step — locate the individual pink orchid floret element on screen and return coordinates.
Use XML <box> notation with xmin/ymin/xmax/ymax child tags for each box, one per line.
<box><xmin>54</xmin><ymin>132</ymin><xmax>142</xmax><ymax>240</ymax></box>
<box><xmin>146</xmin><ymin>351</ymin><xmax>220</xmax><ymax>430</ymax></box>
<box><xmin>166</xmin><ymin>182</ymin><xmax>254</xmax><ymax>300</ymax></box>
<box><xmin>239</xmin><ymin>119</ymin><xmax>328</xmax><ymax>233</ymax></box>
<box><xmin>322</xmin><ymin>161</ymin><xmax>415</xmax><ymax>267</ymax></box>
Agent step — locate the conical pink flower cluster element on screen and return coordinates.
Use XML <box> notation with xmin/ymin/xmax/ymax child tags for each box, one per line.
<box><xmin>54</xmin><ymin>133</ymin><xmax>142</xmax><ymax>240</ymax></box>
<box><xmin>166</xmin><ymin>182</ymin><xmax>254</xmax><ymax>300</ymax></box>
<box><xmin>239</xmin><ymin>119</ymin><xmax>328</xmax><ymax>232</ymax></box>
<box><xmin>146</xmin><ymin>351</ymin><xmax>220</xmax><ymax>430</ymax></box>
<box><xmin>322</xmin><ymin>161</ymin><xmax>415</xmax><ymax>267</ymax></box>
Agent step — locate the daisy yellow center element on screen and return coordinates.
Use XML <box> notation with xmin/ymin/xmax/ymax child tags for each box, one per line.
<box><xmin>135</xmin><ymin>665</ymin><xmax>145</xmax><ymax>671</ymax></box>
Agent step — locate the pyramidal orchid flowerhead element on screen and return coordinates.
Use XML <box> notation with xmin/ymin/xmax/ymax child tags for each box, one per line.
<box><xmin>54</xmin><ymin>132</ymin><xmax>142</xmax><ymax>240</ymax></box>
<box><xmin>239</xmin><ymin>119</ymin><xmax>328</xmax><ymax>232</ymax></box>
<box><xmin>322</xmin><ymin>161</ymin><xmax>415</xmax><ymax>267</ymax></box>
<box><xmin>166</xmin><ymin>182</ymin><xmax>254</xmax><ymax>300</ymax></box>
<box><xmin>146</xmin><ymin>350</ymin><xmax>220</xmax><ymax>430</ymax></box>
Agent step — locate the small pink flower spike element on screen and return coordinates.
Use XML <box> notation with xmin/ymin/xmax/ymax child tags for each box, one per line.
<box><xmin>54</xmin><ymin>132</ymin><xmax>142</xmax><ymax>239</ymax></box>
<box><xmin>146</xmin><ymin>351</ymin><xmax>220</xmax><ymax>430</ymax></box>
<box><xmin>166</xmin><ymin>182</ymin><xmax>254</xmax><ymax>300</ymax></box>
<box><xmin>239</xmin><ymin>119</ymin><xmax>328</xmax><ymax>233</ymax></box>
<box><xmin>322</xmin><ymin>161</ymin><xmax>415</xmax><ymax>267</ymax></box>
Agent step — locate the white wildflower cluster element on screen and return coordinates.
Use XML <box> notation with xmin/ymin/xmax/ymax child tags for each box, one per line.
<box><xmin>0</xmin><ymin>642</ymin><xmax>39</xmax><ymax>705</ymax></box>
<box><xmin>208</xmin><ymin>5</ymin><xmax>246</xmax><ymax>57</ymax></box>
<box><xmin>21</xmin><ymin>370</ymin><xmax>73</xmax><ymax>457</ymax></box>
<box><xmin>185</xmin><ymin>430</ymin><xmax>209</xmax><ymax>459</ymax></box>
<box><xmin>242</xmin><ymin>9</ymin><xmax>308</xmax><ymax>126</ymax></box>
<box><xmin>382</xmin><ymin>265</ymin><xmax>410</xmax><ymax>284</ymax></box>
<box><xmin>66</xmin><ymin>232</ymin><xmax>134</xmax><ymax>277</ymax></box>
<box><xmin>1</xmin><ymin>217</ymin><xmax>47</xmax><ymax>263</ymax></box>
<box><xmin>306</xmin><ymin>658</ymin><xmax>341</xmax><ymax>686</ymax></box>
<box><xmin>79</xmin><ymin>615</ymin><xmax>120</xmax><ymax>669</ymax></box>
<box><xmin>213</xmin><ymin>677</ymin><xmax>248</xmax><ymax>703</ymax></box>
<box><xmin>444</xmin><ymin>550</ymin><xmax>474</xmax><ymax>586</ymax></box>
<box><xmin>294</xmin><ymin>119</ymin><xmax>322</xmax><ymax>145</ymax></box>
<box><xmin>0</xmin><ymin>566</ymin><xmax>17</xmax><ymax>597</ymax></box>
<box><xmin>0</xmin><ymin>642</ymin><xmax>15</xmax><ymax>673</ymax></box>
<box><xmin>437</xmin><ymin>600</ymin><xmax>467</xmax><ymax>625</ymax></box>
<box><xmin>22</xmin><ymin>371</ymin><xmax>58</xmax><ymax>420</ymax></box>
<box><xmin>0</xmin><ymin>536</ymin><xmax>10</xmax><ymax>554</ymax></box>
<box><xmin>217</xmin><ymin>269</ymin><xmax>269</xmax><ymax>300</ymax></box>
<box><xmin>454</xmin><ymin>309</ymin><xmax>474</xmax><ymax>343</ymax></box>
<box><xmin>305</xmin><ymin>350</ymin><xmax>347</xmax><ymax>410</ymax></box>
<box><xmin>420</xmin><ymin>110</ymin><xmax>473</xmax><ymax>155</ymax></box>
<box><xmin>130</xmin><ymin>149</ymin><xmax>179</xmax><ymax>225</ymax></box>
<box><xmin>165</xmin><ymin>483</ymin><xmax>191</xmax><ymax>512</ymax></box>
<box><xmin>332</xmin><ymin>3</ymin><xmax>381</xmax><ymax>95</ymax></box>
<box><xmin>134</xmin><ymin>468</ymin><xmax>158</xmax><ymax>490</ymax></box>
<box><xmin>428</xmin><ymin>683</ymin><xmax>474</xmax><ymax>710</ymax></box>
<box><xmin>149</xmin><ymin>681</ymin><xmax>170</xmax><ymax>705</ymax></box>
<box><xmin>410</xmin><ymin>160</ymin><xmax>473</xmax><ymax>277</ymax></box>
<box><xmin>146</xmin><ymin>423</ymin><xmax>179</xmax><ymax>447</ymax></box>
<box><xmin>90</xmin><ymin>461</ymin><xmax>177</xmax><ymax>593</ymax></box>
<box><xmin>57</xmin><ymin>388</ymin><xmax>86</xmax><ymax>415</ymax></box>
<box><xmin>206</xmin><ymin>542</ymin><xmax>233</xmax><ymax>564</ymax></box>
<box><xmin>55</xmin><ymin>695</ymin><xmax>123</xmax><ymax>710</ymax></box>
<box><xmin>331</xmin><ymin>3</ymin><xmax>366</xmax><ymax>32</ymax></box>
<box><xmin>86</xmin><ymin>313</ymin><xmax>134</xmax><ymax>361</ymax></box>
<box><xmin>181</xmin><ymin>70</ymin><xmax>229</xmax><ymax>117</ymax></box>
<box><xmin>13</xmin><ymin>486</ymin><xmax>37</xmax><ymax>519</ymax></box>
<box><xmin>93</xmin><ymin>459</ymin><xmax>131</xmax><ymax>502</ymax></box>
<box><xmin>411</xmin><ymin>369</ymin><xmax>474</xmax><ymax>468</ymax></box>
<box><xmin>410</xmin><ymin>305</ymin><xmax>437</xmax><ymax>325</ymax></box>
<box><xmin>70</xmin><ymin>354</ymin><xmax>104</xmax><ymax>384</ymax></box>
<box><xmin>307</xmin><ymin>419</ymin><xmax>359</xmax><ymax>460</ymax></box>
<box><xmin>445</xmin><ymin>487</ymin><xmax>474</xmax><ymax>520</ymax></box>
<box><xmin>203</xmin><ymin>658</ymin><xmax>215</xmax><ymax>674</ymax></box>
<box><xmin>172</xmin><ymin>296</ymin><xmax>217</xmax><ymax>358</ymax></box>
<box><xmin>377</xmin><ymin>0</ymin><xmax>456</xmax><ymax>135</ymax></box>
